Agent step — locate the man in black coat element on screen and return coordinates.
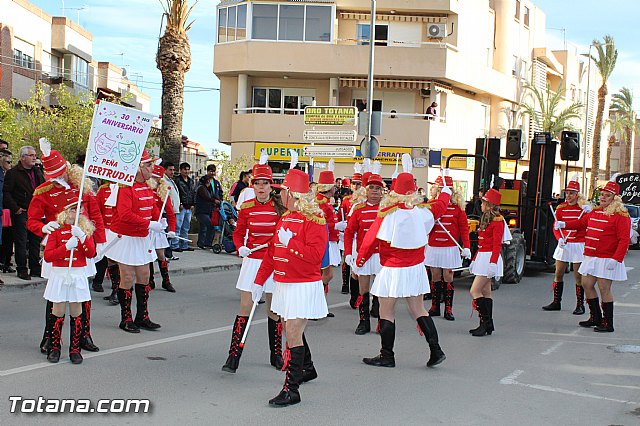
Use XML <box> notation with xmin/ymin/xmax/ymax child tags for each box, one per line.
<box><xmin>4</xmin><ymin>146</ymin><xmax>45</xmax><ymax>280</ymax></box>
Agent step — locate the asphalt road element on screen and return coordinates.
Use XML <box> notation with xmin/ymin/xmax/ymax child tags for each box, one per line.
<box><xmin>2</xmin><ymin>252</ymin><xmax>640</xmax><ymax>425</ymax></box>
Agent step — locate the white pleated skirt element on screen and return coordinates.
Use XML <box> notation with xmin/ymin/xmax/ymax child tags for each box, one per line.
<box><xmin>235</xmin><ymin>257</ymin><xmax>276</xmax><ymax>294</ymax></box>
<box><xmin>578</xmin><ymin>256</ymin><xmax>627</xmax><ymax>281</ymax></box>
<box><xmin>371</xmin><ymin>263</ymin><xmax>429</xmax><ymax>298</ymax></box>
<box><xmin>328</xmin><ymin>241</ymin><xmax>341</xmax><ymax>266</ymax></box>
<box><xmin>424</xmin><ymin>245</ymin><xmax>463</xmax><ymax>269</ymax></box>
<box><xmin>356</xmin><ymin>253</ymin><xmax>381</xmax><ymax>276</ymax></box>
<box><xmin>553</xmin><ymin>242</ymin><xmax>585</xmax><ymax>263</ymax></box>
<box><xmin>105</xmin><ymin>230</ymin><xmax>157</xmax><ymax>266</ymax></box>
<box><xmin>43</xmin><ymin>267</ymin><xmax>91</xmax><ymax>303</ymax></box>
<box><xmin>270</xmin><ymin>280</ymin><xmax>328</xmax><ymax>320</ymax></box>
<box><xmin>151</xmin><ymin>232</ymin><xmax>170</xmax><ymax>250</ymax></box>
<box><xmin>469</xmin><ymin>252</ymin><xmax>504</xmax><ymax>279</ymax></box>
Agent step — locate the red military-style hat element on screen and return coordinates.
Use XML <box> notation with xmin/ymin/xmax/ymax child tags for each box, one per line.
<box><xmin>428</xmin><ymin>175</ymin><xmax>453</xmax><ymax>188</ymax></box>
<box><xmin>393</xmin><ymin>172</ymin><xmax>417</xmax><ymax>195</ymax></box>
<box><xmin>565</xmin><ymin>174</ymin><xmax>580</xmax><ymax>192</ymax></box>
<box><xmin>152</xmin><ymin>164</ymin><xmax>165</xmax><ymax>178</ymax></box>
<box><xmin>482</xmin><ymin>188</ymin><xmax>502</xmax><ymax>206</ymax></box>
<box><xmin>600</xmin><ymin>180</ymin><xmax>620</xmax><ymax>195</ymax></box>
<box><xmin>367</xmin><ymin>173</ymin><xmax>384</xmax><ymax>187</ymax></box>
<box><xmin>318</xmin><ymin>170</ymin><xmax>335</xmax><ymax>185</ymax></box>
<box><xmin>361</xmin><ymin>172</ymin><xmax>372</xmax><ymax>187</ymax></box>
<box><xmin>42</xmin><ymin>150</ymin><xmax>68</xmax><ymax>180</ymax></box>
<box><xmin>140</xmin><ymin>150</ymin><xmax>159</xmax><ymax>164</ymax></box>
<box><xmin>341</xmin><ymin>177</ymin><xmax>351</xmax><ymax>187</ymax></box>
<box><xmin>282</xmin><ymin>168</ymin><xmax>310</xmax><ymax>194</ymax></box>
<box><xmin>251</xmin><ymin>164</ymin><xmax>273</xmax><ymax>183</ymax></box>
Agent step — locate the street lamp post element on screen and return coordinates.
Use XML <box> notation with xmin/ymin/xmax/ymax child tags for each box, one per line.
<box><xmin>365</xmin><ymin>0</ymin><xmax>376</xmax><ymax>159</ymax></box>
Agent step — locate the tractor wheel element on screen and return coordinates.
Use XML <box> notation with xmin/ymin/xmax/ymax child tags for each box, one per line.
<box><xmin>502</xmin><ymin>232</ymin><xmax>526</xmax><ymax>284</ymax></box>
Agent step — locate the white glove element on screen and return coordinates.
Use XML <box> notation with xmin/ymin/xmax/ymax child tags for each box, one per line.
<box><xmin>42</xmin><ymin>221</ymin><xmax>60</xmax><ymax>234</ymax></box>
<box><xmin>486</xmin><ymin>262</ymin><xmax>497</xmax><ymax>278</ymax></box>
<box><xmin>238</xmin><ymin>246</ymin><xmax>251</xmax><ymax>258</ymax></box>
<box><xmin>345</xmin><ymin>254</ymin><xmax>353</xmax><ymax>267</ymax></box>
<box><xmin>606</xmin><ymin>259</ymin><xmax>619</xmax><ymax>270</ymax></box>
<box><xmin>335</xmin><ymin>221</ymin><xmax>347</xmax><ymax>232</ymax></box>
<box><xmin>441</xmin><ymin>186</ymin><xmax>452</xmax><ymax>196</ymax></box>
<box><xmin>159</xmin><ymin>218</ymin><xmax>168</xmax><ymax>229</ymax></box>
<box><xmin>554</xmin><ymin>221</ymin><xmax>566</xmax><ymax>230</ymax></box>
<box><xmin>461</xmin><ymin>248</ymin><xmax>472</xmax><ymax>259</ymax></box>
<box><xmin>148</xmin><ymin>221</ymin><xmax>165</xmax><ymax>233</ymax></box>
<box><xmin>277</xmin><ymin>228</ymin><xmax>293</xmax><ymax>247</ymax></box>
<box><xmin>557</xmin><ymin>239</ymin><xmax>566</xmax><ymax>249</ymax></box>
<box><xmin>582</xmin><ymin>204</ymin><xmax>592</xmax><ymax>213</ymax></box>
<box><xmin>251</xmin><ymin>283</ymin><xmax>264</xmax><ymax>303</ymax></box>
<box><xmin>65</xmin><ymin>236</ymin><xmax>79</xmax><ymax>250</ymax></box>
<box><xmin>167</xmin><ymin>231</ymin><xmax>176</xmax><ymax>239</ymax></box>
<box><xmin>71</xmin><ymin>225</ymin><xmax>86</xmax><ymax>242</ymax></box>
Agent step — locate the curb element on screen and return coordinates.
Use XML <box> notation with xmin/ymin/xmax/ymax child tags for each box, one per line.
<box><xmin>0</xmin><ymin>262</ymin><xmax>243</xmax><ymax>293</ymax></box>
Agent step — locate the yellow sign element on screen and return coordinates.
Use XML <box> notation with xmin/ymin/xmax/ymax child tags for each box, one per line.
<box><xmin>441</xmin><ymin>148</ymin><xmax>468</xmax><ymax>170</ymax></box>
<box><xmin>500</xmin><ymin>159</ymin><xmax>517</xmax><ymax>174</ymax></box>
<box><xmin>303</xmin><ymin>106</ymin><xmax>357</xmax><ymax>126</ymax></box>
<box><xmin>255</xmin><ymin>143</ymin><xmax>410</xmax><ymax>164</ymax></box>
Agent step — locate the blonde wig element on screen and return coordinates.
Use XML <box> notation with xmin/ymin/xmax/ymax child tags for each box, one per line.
<box><xmin>380</xmin><ymin>190</ymin><xmax>423</xmax><ymax>210</ymax></box>
<box><xmin>55</xmin><ymin>209</ymin><xmax>95</xmax><ymax>236</ymax></box>
<box><xmin>603</xmin><ymin>195</ymin><xmax>628</xmax><ymax>216</ymax></box>
<box><xmin>68</xmin><ymin>164</ymin><xmax>93</xmax><ymax>194</ymax></box>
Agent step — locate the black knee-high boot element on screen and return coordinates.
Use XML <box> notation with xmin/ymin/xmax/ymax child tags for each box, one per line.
<box><xmin>40</xmin><ymin>301</ymin><xmax>54</xmax><ymax>353</ymax></box>
<box><xmin>158</xmin><ymin>259</ymin><xmax>175</xmax><ymax>292</ymax></box>
<box><xmin>301</xmin><ymin>333</ymin><xmax>317</xmax><ymax>383</ymax></box>
<box><xmin>416</xmin><ymin>316</ymin><xmax>446</xmax><ymax>367</ymax></box>
<box><xmin>542</xmin><ymin>281</ymin><xmax>563</xmax><ymax>311</ymax></box>
<box><xmin>69</xmin><ymin>315</ymin><xmax>83</xmax><ymax>364</ymax></box>
<box><xmin>428</xmin><ymin>281</ymin><xmax>441</xmax><ymax>316</ymax></box>
<box><xmin>349</xmin><ymin>273</ymin><xmax>359</xmax><ymax>309</ymax></box>
<box><xmin>594</xmin><ymin>301</ymin><xmax>614</xmax><ymax>332</ymax></box>
<box><xmin>80</xmin><ymin>301</ymin><xmax>99</xmax><ymax>351</ymax></box>
<box><xmin>104</xmin><ymin>264</ymin><xmax>120</xmax><ymax>305</ymax></box>
<box><xmin>370</xmin><ymin>295</ymin><xmax>379</xmax><ymax>318</ymax></box>
<box><xmin>92</xmin><ymin>257</ymin><xmax>108</xmax><ymax>292</ymax></box>
<box><xmin>148</xmin><ymin>263</ymin><xmax>156</xmax><ymax>290</ymax></box>
<box><xmin>341</xmin><ymin>262</ymin><xmax>350</xmax><ymax>294</ymax></box>
<box><xmin>580</xmin><ymin>297</ymin><xmax>602</xmax><ymax>328</ymax></box>
<box><xmin>134</xmin><ymin>283</ymin><xmax>161</xmax><ymax>330</ymax></box>
<box><xmin>444</xmin><ymin>282</ymin><xmax>455</xmax><ymax>321</ymax></box>
<box><xmin>363</xmin><ymin>319</ymin><xmax>396</xmax><ymax>367</ymax></box>
<box><xmin>355</xmin><ymin>292</ymin><xmax>371</xmax><ymax>335</ymax></box>
<box><xmin>269</xmin><ymin>345</ymin><xmax>304</xmax><ymax>407</ymax></box>
<box><xmin>573</xmin><ymin>285</ymin><xmax>585</xmax><ymax>315</ymax></box>
<box><xmin>47</xmin><ymin>315</ymin><xmax>65</xmax><ymax>363</ymax></box>
<box><xmin>469</xmin><ymin>297</ymin><xmax>492</xmax><ymax>336</ymax></box>
<box><xmin>118</xmin><ymin>287</ymin><xmax>139</xmax><ymax>333</ymax></box>
<box><xmin>222</xmin><ymin>315</ymin><xmax>249</xmax><ymax>373</ymax></box>
<box><xmin>267</xmin><ymin>318</ymin><xmax>283</xmax><ymax>370</ymax></box>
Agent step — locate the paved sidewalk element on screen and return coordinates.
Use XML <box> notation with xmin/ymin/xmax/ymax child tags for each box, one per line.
<box><xmin>0</xmin><ymin>246</ymin><xmax>242</xmax><ymax>292</ymax></box>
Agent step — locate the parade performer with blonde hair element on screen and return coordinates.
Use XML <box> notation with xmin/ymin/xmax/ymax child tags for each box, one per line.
<box><xmin>42</xmin><ymin>201</ymin><xmax>96</xmax><ymax>364</ymax></box>
<box><xmin>357</xmin><ymin>154</ymin><xmax>451</xmax><ymax>368</ymax></box>
<box><xmin>252</xmin><ymin>150</ymin><xmax>328</xmax><ymax>407</ymax></box>
<box><xmin>556</xmin><ymin>175</ymin><xmax>631</xmax><ymax>332</ymax></box>
<box><xmin>543</xmin><ymin>175</ymin><xmax>590</xmax><ymax>314</ymax></box>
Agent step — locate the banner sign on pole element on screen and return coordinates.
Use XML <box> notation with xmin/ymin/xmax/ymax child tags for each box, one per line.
<box><xmin>304</xmin><ymin>106</ymin><xmax>357</xmax><ymax>126</ymax></box>
<box><xmin>303</xmin><ymin>145</ymin><xmax>356</xmax><ymax>158</ymax></box>
<box><xmin>84</xmin><ymin>101</ymin><xmax>155</xmax><ymax>186</ymax></box>
<box><xmin>303</xmin><ymin>129</ymin><xmax>357</xmax><ymax>142</ymax></box>
<box><xmin>617</xmin><ymin>173</ymin><xmax>640</xmax><ymax>204</ymax></box>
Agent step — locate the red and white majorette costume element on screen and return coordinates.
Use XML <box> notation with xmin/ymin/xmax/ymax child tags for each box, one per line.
<box><xmin>564</xmin><ymin>182</ymin><xmax>630</xmax><ymax>282</ymax></box>
<box><xmin>148</xmin><ymin>163</ymin><xmax>177</xmax><ymax>291</ymax></box>
<box><xmin>32</xmin><ymin>140</ymin><xmax>103</xmax><ymax>355</ymax></box>
<box><xmin>42</xmin><ymin>203</ymin><xmax>97</xmax><ymax>364</ymax></box>
<box><xmin>559</xmin><ymin>178</ymin><xmax>631</xmax><ymax>332</ymax></box>
<box><xmin>340</xmin><ymin>163</ymin><xmax>364</xmax><ymax>305</ymax></box>
<box><xmin>254</xmin><ymin>165</ymin><xmax>328</xmax><ymax>407</ymax></box>
<box><xmin>553</xmin><ymin>178</ymin><xmax>587</xmax><ymax>264</ymax></box>
<box><xmin>316</xmin><ymin>164</ymin><xmax>341</xmax><ymax>267</ymax></box>
<box><xmin>357</xmin><ymin>161</ymin><xmax>450</xmax><ymax>369</ymax></box>
<box><xmin>222</xmin><ymin>155</ymin><xmax>284</xmax><ymax>374</ymax></box>
<box><xmin>468</xmin><ymin>189</ymin><xmax>505</xmax><ymax>280</ymax></box>
<box><xmin>339</xmin><ymin>163</ymin><xmax>362</xmax><ymax>222</ymax></box>
<box><xmin>96</xmin><ymin>182</ymin><xmax>122</xmax><ymax>304</ymax></box>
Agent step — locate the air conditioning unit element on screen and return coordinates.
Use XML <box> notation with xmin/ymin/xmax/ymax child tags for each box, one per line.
<box><xmin>420</xmin><ymin>88</ymin><xmax>431</xmax><ymax>98</ymax></box>
<box><xmin>427</xmin><ymin>23</ymin><xmax>447</xmax><ymax>38</ymax></box>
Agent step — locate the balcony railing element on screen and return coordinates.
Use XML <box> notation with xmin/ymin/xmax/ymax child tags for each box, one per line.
<box><xmin>234</xmin><ymin>107</ymin><xmax>445</xmax><ymax>123</ymax></box>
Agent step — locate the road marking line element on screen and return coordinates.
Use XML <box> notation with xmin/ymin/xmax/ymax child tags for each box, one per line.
<box><xmin>620</xmin><ymin>292</ymin><xmax>631</xmax><ymax>298</ymax></box>
<box><xmin>591</xmin><ymin>383</ymin><xmax>640</xmax><ymax>390</ymax></box>
<box><xmin>530</xmin><ymin>331</ymin><xmax>640</xmax><ymax>342</ymax></box>
<box><xmin>535</xmin><ymin>338</ymin><xmax>611</xmax><ymax>347</ymax></box>
<box><xmin>499</xmin><ymin>369</ymin><xmax>639</xmax><ymax>405</ymax></box>
<box><xmin>612</xmin><ymin>302</ymin><xmax>640</xmax><ymax>308</ymax></box>
<box><xmin>0</xmin><ymin>301</ymin><xmax>349</xmax><ymax>378</ymax></box>
<box><xmin>541</xmin><ymin>341</ymin><xmax>563</xmax><ymax>355</ymax></box>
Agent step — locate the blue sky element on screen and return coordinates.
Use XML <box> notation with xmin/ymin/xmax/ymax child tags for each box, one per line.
<box><xmin>29</xmin><ymin>0</ymin><xmax>640</xmax><ymax>156</ymax></box>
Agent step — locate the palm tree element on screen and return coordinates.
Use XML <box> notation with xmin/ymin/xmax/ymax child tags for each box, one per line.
<box><xmin>520</xmin><ymin>81</ymin><xmax>583</xmax><ymax>138</ymax></box>
<box><xmin>156</xmin><ymin>0</ymin><xmax>197</xmax><ymax>166</ymax></box>
<box><xmin>586</xmin><ymin>36</ymin><xmax>617</xmax><ymax>193</ymax></box>
<box><xmin>604</xmin><ymin>114</ymin><xmax>625</xmax><ymax>178</ymax></box>
<box><xmin>609</xmin><ymin>87</ymin><xmax>637</xmax><ymax>173</ymax></box>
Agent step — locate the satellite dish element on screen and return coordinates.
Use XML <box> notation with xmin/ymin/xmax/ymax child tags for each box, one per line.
<box><xmin>122</xmin><ymin>68</ymin><xmax>127</xmax><ymax>77</ymax></box>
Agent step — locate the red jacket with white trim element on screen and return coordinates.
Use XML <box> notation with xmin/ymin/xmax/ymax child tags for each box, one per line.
<box><xmin>316</xmin><ymin>193</ymin><xmax>339</xmax><ymax>242</ymax></box>
<box><xmin>27</xmin><ymin>182</ymin><xmax>106</xmax><ymax>243</ymax></box>
<box><xmin>153</xmin><ymin>191</ymin><xmax>177</xmax><ymax>233</ymax></box>
<box><xmin>356</xmin><ymin>192</ymin><xmax>450</xmax><ymax>268</ymax></box>
<box><xmin>43</xmin><ymin>225</ymin><xmax>96</xmax><ymax>267</ymax></box>
<box><xmin>564</xmin><ymin>207</ymin><xmax>630</xmax><ymax>262</ymax></box>
<box><xmin>110</xmin><ymin>182</ymin><xmax>160</xmax><ymax>238</ymax></box>
<box><xmin>553</xmin><ymin>202</ymin><xmax>586</xmax><ymax>243</ymax></box>
<box><xmin>96</xmin><ymin>183</ymin><xmax>115</xmax><ymax>229</ymax></box>
<box><xmin>339</xmin><ymin>195</ymin><xmax>352</xmax><ymax>222</ymax></box>
<box><xmin>474</xmin><ymin>216</ymin><xmax>504</xmax><ymax>263</ymax></box>
<box><xmin>232</xmin><ymin>197</ymin><xmax>279</xmax><ymax>260</ymax></box>
<box><xmin>255</xmin><ymin>211</ymin><xmax>328</xmax><ymax>284</ymax></box>
<box><xmin>427</xmin><ymin>202</ymin><xmax>471</xmax><ymax>249</ymax></box>
<box><xmin>344</xmin><ymin>201</ymin><xmax>380</xmax><ymax>256</ymax></box>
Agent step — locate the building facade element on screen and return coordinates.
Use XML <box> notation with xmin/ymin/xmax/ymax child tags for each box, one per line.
<box><xmin>214</xmin><ymin>0</ymin><xmax>608</xmax><ymax>198</ymax></box>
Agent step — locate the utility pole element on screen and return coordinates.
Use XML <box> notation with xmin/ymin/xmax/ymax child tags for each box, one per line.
<box><xmin>364</xmin><ymin>0</ymin><xmax>376</xmax><ymax>159</ymax></box>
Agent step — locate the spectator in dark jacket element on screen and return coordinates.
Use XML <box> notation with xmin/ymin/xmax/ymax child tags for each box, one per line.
<box><xmin>173</xmin><ymin>162</ymin><xmax>196</xmax><ymax>252</ymax></box>
<box><xmin>4</xmin><ymin>146</ymin><xmax>45</xmax><ymax>279</ymax></box>
<box><xmin>0</xmin><ymin>148</ymin><xmax>14</xmax><ymax>274</ymax></box>
<box><xmin>195</xmin><ymin>175</ymin><xmax>217</xmax><ymax>249</ymax></box>
<box><xmin>230</xmin><ymin>170</ymin><xmax>251</xmax><ymax>204</ymax></box>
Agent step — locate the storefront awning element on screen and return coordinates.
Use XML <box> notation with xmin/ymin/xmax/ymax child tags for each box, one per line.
<box><xmin>339</xmin><ymin>78</ymin><xmax>453</xmax><ymax>93</ymax></box>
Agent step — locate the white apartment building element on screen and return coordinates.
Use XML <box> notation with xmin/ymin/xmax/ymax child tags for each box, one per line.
<box><xmin>214</xmin><ymin>0</ymin><xmax>606</xmax><ymax>198</ymax></box>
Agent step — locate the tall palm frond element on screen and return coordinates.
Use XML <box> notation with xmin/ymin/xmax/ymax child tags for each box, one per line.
<box><xmin>520</xmin><ymin>81</ymin><xmax>583</xmax><ymax>139</ymax></box>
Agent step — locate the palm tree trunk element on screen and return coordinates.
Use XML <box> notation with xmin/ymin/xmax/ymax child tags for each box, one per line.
<box><xmin>605</xmin><ymin>135</ymin><xmax>615</xmax><ymax>178</ymax></box>
<box><xmin>624</xmin><ymin>127</ymin><xmax>632</xmax><ymax>173</ymax></box>
<box><xmin>589</xmin><ymin>84</ymin><xmax>608</xmax><ymax>195</ymax></box>
<box><xmin>160</xmin><ymin>70</ymin><xmax>185</xmax><ymax>166</ymax></box>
